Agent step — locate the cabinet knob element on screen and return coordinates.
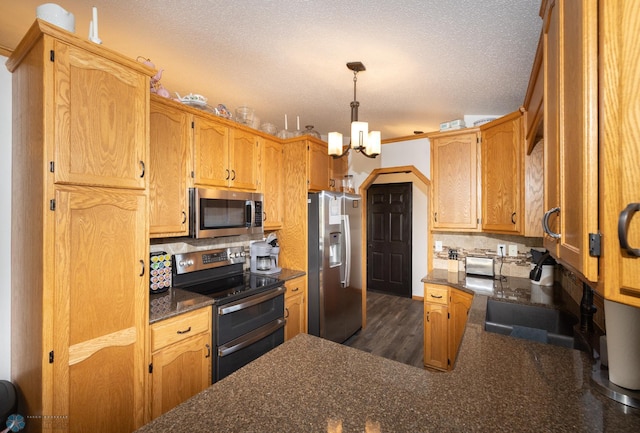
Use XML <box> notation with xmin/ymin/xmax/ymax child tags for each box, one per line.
<box><xmin>618</xmin><ymin>203</ymin><xmax>640</xmax><ymax>257</ymax></box>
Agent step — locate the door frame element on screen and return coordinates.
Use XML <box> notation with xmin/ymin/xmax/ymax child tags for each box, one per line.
<box><xmin>359</xmin><ymin>165</ymin><xmax>432</xmax><ymax>329</ymax></box>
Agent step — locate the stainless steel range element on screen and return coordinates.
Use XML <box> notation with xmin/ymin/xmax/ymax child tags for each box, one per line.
<box><xmin>172</xmin><ymin>247</ymin><xmax>285</xmax><ymax>383</ymax></box>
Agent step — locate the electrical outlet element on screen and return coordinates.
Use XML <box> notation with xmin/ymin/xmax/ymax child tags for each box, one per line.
<box><xmin>497</xmin><ymin>244</ymin><xmax>506</xmax><ymax>257</ymax></box>
<box><xmin>435</xmin><ymin>241</ymin><xmax>443</xmax><ymax>252</ymax></box>
<box><xmin>508</xmin><ymin>245</ymin><xmax>518</xmax><ymax>257</ymax></box>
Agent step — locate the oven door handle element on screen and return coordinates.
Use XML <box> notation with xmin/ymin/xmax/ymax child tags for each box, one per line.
<box><xmin>218</xmin><ymin>318</ymin><xmax>285</xmax><ymax>358</ymax></box>
<box><xmin>217</xmin><ymin>285</ymin><xmax>285</xmax><ymax>316</ymax></box>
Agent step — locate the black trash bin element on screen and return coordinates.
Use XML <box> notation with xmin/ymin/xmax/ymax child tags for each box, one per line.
<box><xmin>0</xmin><ymin>380</ymin><xmax>18</xmax><ymax>425</ymax></box>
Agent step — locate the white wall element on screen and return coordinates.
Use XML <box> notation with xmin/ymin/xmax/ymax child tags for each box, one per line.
<box><xmin>1</xmin><ymin>55</ymin><xmax>12</xmax><ymax>380</ymax></box>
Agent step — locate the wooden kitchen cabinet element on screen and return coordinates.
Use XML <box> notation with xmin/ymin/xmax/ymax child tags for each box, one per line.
<box><xmin>230</xmin><ymin>128</ymin><xmax>260</xmax><ymax>190</ymax></box>
<box><xmin>48</xmin><ymin>38</ymin><xmax>148</xmax><ymax>190</ymax></box>
<box><xmin>284</xmin><ymin>276</ymin><xmax>307</xmax><ymax>340</ymax></box>
<box><xmin>193</xmin><ymin>116</ymin><xmax>259</xmax><ymax>191</ymax></box>
<box><xmin>480</xmin><ymin>111</ymin><xmax>524</xmax><ymax>234</ymax></box>
<box><xmin>598</xmin><ymin>0</ymin><xmax>640</xmax><ymax>307</ymax></box>
<box><xmin>430</xmin><ymin>129</ymin><xmax>481</xmax><ymax>231</ymax></box>
<box><xmin>7</xmin><ymin>20</ymin><xmax>152</xmax><ymax>432</ymax></box>
<box><xmin>423</xmin><ymin>284</ymin><xmax>473</xmax><ymax>371</ymax></box>
<box><xmin>149</xmin><ymin>307</ymin><xmax>212</xmax><ymax>419</ymax></box>
<box><xmin>149</xmin><ymin>95</ymin><xmax>191</xmax><ymax>237</ymax></box>
<box><xmin>541</xmin><ymin>0</ymin><xmax>599</xmax><ymax>282</ymax></box>
<box><xmin>307</xmin><ymin>137</ymin><xmax>331</xmax><ymax>191</ymax></box>
<box><xmin>330</xmin><ymin>154</ymin><xmax>348</xmax><ymax>191</ymax></box>
<box><xmin>261</xmin><ymin>138</ymin><xmax>284</xmax><ymax>230</ymax></box>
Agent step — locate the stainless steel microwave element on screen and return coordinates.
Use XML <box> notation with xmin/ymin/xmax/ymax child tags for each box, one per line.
<box><xmin>189</xmin><ymin>188</ymin><xmax>263</xmax><ymax>239</ymax></box>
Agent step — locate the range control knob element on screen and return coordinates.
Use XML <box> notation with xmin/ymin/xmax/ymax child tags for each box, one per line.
<box><xmin>239</xmin><ymin>251</ymin><xmax>246</xmax><ymax>257</ymax></box>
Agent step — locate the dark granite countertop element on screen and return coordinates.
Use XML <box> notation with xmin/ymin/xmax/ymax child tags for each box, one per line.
<box><xmin>138</xmin><ymin>271</ymin><xmax>640</xmax><ymax>432</ymax></box>
<box><xmin>149</xmin><ymin>268</ymin><xmax>306</xmax><ymax>324</ymax></box>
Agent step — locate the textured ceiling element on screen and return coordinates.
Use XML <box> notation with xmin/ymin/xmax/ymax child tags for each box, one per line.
<box><xmin>0</xmin><ymin>0</ymin><xmax>542</xmax><ymax>139</ymax></box>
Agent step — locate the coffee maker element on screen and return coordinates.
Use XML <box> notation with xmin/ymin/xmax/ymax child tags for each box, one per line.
<box><xmin>250</xmin><ymin>235</ymin><xmax>281</xmax><ymax>274</ymax></box>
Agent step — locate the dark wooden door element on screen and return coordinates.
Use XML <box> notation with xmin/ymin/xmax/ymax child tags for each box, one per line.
<box><xmin>367</xmin><ymin>183</ymin><xmax>412</xmax><ymax>297</ymax></box>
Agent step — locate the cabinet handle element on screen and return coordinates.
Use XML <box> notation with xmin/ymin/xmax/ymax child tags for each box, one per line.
<box><xmin>263</xmin><ymin>211</ymin><xmax>267</xmax><ymax>221</ymax></box>
<box><xmin>430</xmin><ymin>294</ymin><xmax>443</xmax><ymax>299</ymax></box>
<box><xmin>542</xmin><ymin>207</ymin><xmax>561</xmax><ymax>239</ymax></box>
<box><xmin>139</xmin><ymin>161</ymin><xmax>145</xmax><ymax>178</ymax></box>
<box><xmin>511</xmin><ymin>212</ymin><xmax>516</xmax><ymax>224</ymax></box>
<box><xmin>231</xmin><ymin>170</ymin><xmax>236</xmax><ymax>181</ymax></box>
<box><xmin>181</xmin><ymin>211</ymin><xmax>187</xmax><ymax>224</ymax></box>
<box><xmin>426</xmin><ymin>312</ymin><xmax>430</xmax><ymax>322</ymax></box>
<box><xmin>434</xmin><ymin>212</ymin><xmax>438</xmax><ymax>222</ymax></box>
<box><xmin>139</xmin><ymin>260</ymin><xmax>145</xmax><ymax>277</ymax></box>
<box><xmin>291</xmin><ymin>287</ymin><xmax>299</xmax><ymax>292</ymax></box>
<box><xmin>205</xmin><ymin>343</ymin><xmax>211</xmax><ymax>358</ymax></box>
<box><xmin>225</xmin><ymin>169</ymin><xmax>230</xmax><ymax>180</ymax></box>
<box><xmin>177</xmin><ymin>326</ymin><xmax>192</xmax><ymax>335</ymax></box>
<box><xmin>284</xmin><ymin>307</ymin><xmax>289</xmax><ymax>319</ymax></box>
<box><xmin>618</xmin><ymin>203</ymin><xmax>640</xmax><ymax>257</ymax></box>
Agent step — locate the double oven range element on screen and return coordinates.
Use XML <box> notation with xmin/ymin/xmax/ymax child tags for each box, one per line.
<box><xmin>172</xmin><ymin>247</ymin><xmax>285</xmax><ymax>383</ymax></box>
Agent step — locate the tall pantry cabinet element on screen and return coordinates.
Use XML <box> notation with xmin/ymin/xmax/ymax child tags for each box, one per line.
<box><xmin>7</xmin><ymin>20</ymin><xmax>153</xmax><ymax>432</ymax></box>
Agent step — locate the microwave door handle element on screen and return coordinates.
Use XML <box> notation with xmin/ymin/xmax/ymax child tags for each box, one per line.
<box><xmin>342</xmin><ymin>214</ymin><xmax>351</xmax><ymax>288</ymax></box>
<box><xmin>246</xmin><ymin>200</ymin><xmax>253</xmax><ymax>227</ymax></box>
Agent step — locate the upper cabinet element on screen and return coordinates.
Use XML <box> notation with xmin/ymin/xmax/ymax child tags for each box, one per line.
<box><xmin>192</xmin><ymin>116</ymin><xmax>259</xmax><ymax>191</ymax></box>
<box><xmin>541</xmin><ymin>0</ymin><xmax>599</xmax><ymax>282</ymax></box>
<box><xmin>430</xmin><ymin>129</ymin><xmax>481</xmax><ymax>231</ymax></box>
<box><xmin>307</xmin><ymin>138</ymin><xmax>331</xmax><ymax>191</ymax></box>
<box><xmin>149</xmin><ymin>95</ymin><xmax>191</xmax><ymax>237</ymax></box>
<box><xmin>599</xmin><ymin>0</ymin><xmax>640</xmax><ymax>306</ymax></box>
<box><xmin>430</xmin><ymin>114</ymin><xmax>543</xmax><ymax>236</ymax></box>
<box><xmin>480</xmin><ymin>111</ymin><xmax>524</xmax><ymax>234</ymax></box>
<box><xmin>51</xmin><ymin>41</ymin><xmax>148</xmax><ymax>189</ymax></box>
<box><xmin>261</xmin><ymin>137</ymin><xmax>284</xmax><ymax>230</ymax></box>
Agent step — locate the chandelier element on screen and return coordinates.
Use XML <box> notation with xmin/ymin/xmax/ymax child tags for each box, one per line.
<box><xmin>328</xmin><ymin>62</ymin><xmax>381</xmax><ymax>159</ymax></box>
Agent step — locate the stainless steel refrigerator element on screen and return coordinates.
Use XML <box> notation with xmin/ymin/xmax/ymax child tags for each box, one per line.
<box><xmin>308</xmin><ymin>191</ymin><xmax>362</xmax><ymax>343</ymax></box>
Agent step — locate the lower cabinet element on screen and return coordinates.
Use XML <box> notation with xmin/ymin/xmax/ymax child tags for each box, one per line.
<box><xmin>423</xmin><ymin>284</ymin><xmax>473</xmax><ymax>371</ymax></box>
<box><xmin>149</xmin><ymin>307</ymin><xmax>212</xmax><ymax>420</ymax></box>
<box><xmin>284</xmin><ymin>276</ymin><xmax>307</xmax><ymax>340</ymax></box>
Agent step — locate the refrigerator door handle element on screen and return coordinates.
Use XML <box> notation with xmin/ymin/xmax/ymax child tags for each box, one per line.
<box><xmin>342</xmin><ymin>214</ymin><xmax>351</xmax><ymax>288</ymax></box>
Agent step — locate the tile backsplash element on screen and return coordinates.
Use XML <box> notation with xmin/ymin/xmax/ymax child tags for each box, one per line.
<box><xmin>432</xmin><ymin>232</ymin><xmax>544</xmax><ymax>278</ymax></box>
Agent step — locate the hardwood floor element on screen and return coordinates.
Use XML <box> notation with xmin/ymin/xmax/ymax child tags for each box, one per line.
<box><xmin>344</xmin><ymin>290</ymin><xmax>424</xmax><ymax>369</ymax></box>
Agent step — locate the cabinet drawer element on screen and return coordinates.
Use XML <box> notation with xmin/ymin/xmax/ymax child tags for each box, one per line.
<box><xmin>425</xmin><ymin>285</ymin><xmax>449</xmax><ymax>305</ymax></box>
<box><xmin>284</xmin><ymin>277</ymin><xmax>306</xmax><ymax>299</ymax></box>
<box><xmin>151</xmin><ymin>307</ymin><xmax>211</xmax><ymax>352</ymax></box>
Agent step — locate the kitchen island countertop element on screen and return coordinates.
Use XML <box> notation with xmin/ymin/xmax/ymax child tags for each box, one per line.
<box><xmin>138</xmin><ymin>275</ymin><xmax>640</xmax><ymax>431</ymax></box>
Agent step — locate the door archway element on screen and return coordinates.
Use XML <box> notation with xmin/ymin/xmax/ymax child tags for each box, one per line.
<box><xmin>358</xmin><ymin>165</ymin><xmax>432</xmax><ymax>328</ymax></box>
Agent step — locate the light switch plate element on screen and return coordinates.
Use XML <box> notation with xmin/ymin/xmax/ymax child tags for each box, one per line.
<box><xmin>435</xmin><ymin>241</ymin><xmax>443</xmax><ymax>252</ymax></box>
<box><xmin>497</xmin><ymin>244</ymin><xmax>506</xmax><ymax>257</ymax></box>
<box><xmin>508</xmin><ymin>245</ymin><xmax>518</xmax><ymax>257</ymax></box>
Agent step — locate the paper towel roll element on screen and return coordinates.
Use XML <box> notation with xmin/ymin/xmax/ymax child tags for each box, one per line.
<box><xmin>605</xmin><ymin>299</ymin><xmax>640</xmax><ymax>390</ymax></box>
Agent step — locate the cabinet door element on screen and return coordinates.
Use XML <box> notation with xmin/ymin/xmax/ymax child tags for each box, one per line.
<box><xmin>150</xmin><ymin>333</ymin><xmax>211</xmax><ymax>419</ymax></box>
<box><xmin>53</xmin><ymin>186</ymin><xmax>147</xmax><ymax>432</ymax></box>
<box><xmin>262</xmin><ymin>138</ymin><xmax>284</xmax><ymax>230</ymax></box>
<box><xmin>448</xmin><ymin>289</ymin><xmax>473</xmax><ymax>367</ymax></box>
<box><xmin>285</xmin><ymin>277</ymin><xmax>307</xmax><ymax>340</ymax></box>
<box><xmin>543</xmin><ymin>0</ymin><xmax>599</xmax><ymax>282</ymax></box>
<box><xmin>330</xmin><ymin>155</ymin><xmax>348</xmax><ymax>192</ymax></box>
<box><xmin>285</xmin><ymin>292</ymin><xmax>306</xmax><ymax>341</ymax></box>
<box><xmin>193</xmin><ymin>115</ymin><xmax>230</xmax><ymax>187</ymax></box>
<box><xmin>431</xmin><ymin>132</ymin><xmax>481</xmax><ymax>231</ymax></box>
<box><xmin>481</xmin><ymin>112</ymin><xmax>523</xmax><ymax>234</ymax></box>
<box><xmin>308</xmin><ymin>140</ymin><xmax>330</xmax><ymax>191</ymax></box>
<box><xmin>599</xmin><ymin>0</ymin><xmax>640</xmax><ymax>306</ymax></box>
<box><xmin>229</xmin><ymin>128</ymin><xmax>259</xmax><ymax>190</ymax></box>
<box><xmin>53</xmin><ymin>41</ymin><xmax>148</xmax><ymax>189</ymax></box>
<box><xmin>423</xmin><ymin>303</ymin><xmax>448</xmax><ymax>370</ymax></box>
<box><xmin>149</xmin><ymin>98</ymin><xmax>191</xmax><ymax>237</ymax></box>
